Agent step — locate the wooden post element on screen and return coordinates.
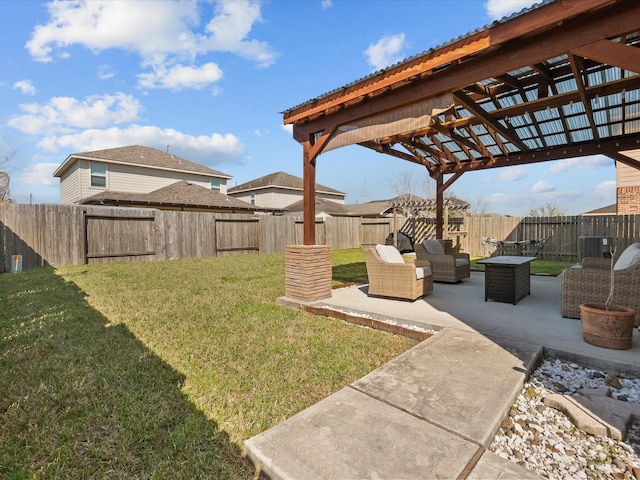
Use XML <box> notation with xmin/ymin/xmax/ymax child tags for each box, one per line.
<box><xmin>444</xmin><ymin>204</ymin><xmax>449</xmax><ymax>240</ymax></box>
<box><xmin>302</xmin><ymin>142</ymin><xmax>316</xmax><ymax>245</ymax></box>
<box><xmin>435</xmin><ymin>172</ymin><xmax>444</xmax><ymax>239</ymax></box>
<box><xmin>393</xmin><ymin>207</ymin><xmax>397</xmax><ymax>248</ymax></box>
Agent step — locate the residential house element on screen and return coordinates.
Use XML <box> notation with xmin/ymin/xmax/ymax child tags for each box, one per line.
<box><xmin>53</xmin><ymin>145</ymin><xmax>281</xmax><ymax>213</ymax></box>
<box><xmin>227</xmin><ymin>171</ymin><xmax>346</xmax><ymax>209</ymax></box>
<box><xmin>582</xmin><ymin>204</ymin><xmax>617</xmax><ymax>216</ymax></box>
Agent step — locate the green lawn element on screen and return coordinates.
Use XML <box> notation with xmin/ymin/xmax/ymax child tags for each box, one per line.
<box><xmin>333</xmin><ymin>248</ymin><xmax>574</xmax><ymax>282</ymax></box>
<box><xmin>0</xmin><ymin>252</ymin><xmax>415</xmax><ymax>479</ymax></box>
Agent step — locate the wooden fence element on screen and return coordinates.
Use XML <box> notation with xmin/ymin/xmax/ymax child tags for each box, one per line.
<box><xmin>1</xmin><ymin>203</ymin><xmax>639</xmax><ymax>272</ymax></box>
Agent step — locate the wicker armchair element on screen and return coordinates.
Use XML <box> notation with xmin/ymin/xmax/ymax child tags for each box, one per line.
<box><xmin>364</xmin><ymin>246</ymin><xmax>433</xmax><ymax>301</ymax></box>
<box><xmin>415</xmin><ymin>239</ymin><xmax>470</xmax><ymax>283</ymax></box>
<box><xmin>561</xmin><ymin>244</ymin><xmax>640</xmax><ymax>325</ymax></box>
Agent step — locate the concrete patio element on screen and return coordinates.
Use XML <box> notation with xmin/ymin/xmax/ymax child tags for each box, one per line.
<box><xmin>245</xmin><ymin>272</ymin><xmax>640</xmax><ymax>480</ymax></box>
<box><xmin>319</xmin><ymin>271</ymin><xmax>640</xmax><ymax>376</ymax></box>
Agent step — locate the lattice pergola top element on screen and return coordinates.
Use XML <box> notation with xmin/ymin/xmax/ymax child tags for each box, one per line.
<box><xmin>283</xmin><ymin>0</ymin><xmax>640</xmax><ymax>180</ymax></box>
<box><xmin>387</xmin><ymin>194</ymin><xmax>469</xmax><ymax>212</ymax></box>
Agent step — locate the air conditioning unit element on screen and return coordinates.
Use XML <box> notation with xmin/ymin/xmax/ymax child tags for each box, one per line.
<box><xmin>578</xmin><ymin>236</ymin><xmax>612</xmax><ymax>262</ymax></box>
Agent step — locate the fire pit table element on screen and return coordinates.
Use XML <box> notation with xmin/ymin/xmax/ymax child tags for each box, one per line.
<box><xmin>476</xmin><ymin>256</ymin><xmax>536</xmax><ymax>305</ymax></box>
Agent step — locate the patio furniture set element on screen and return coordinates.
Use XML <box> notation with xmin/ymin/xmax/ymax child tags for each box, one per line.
<box><xmin>364</xmin><ymin>240</ymin><xmax>640</xmax><ymax>322</ymax></box>
<box><xmin>364</xmin><ymin>239</ymin><xmax>471</xmax><ymax>301</ymax></box>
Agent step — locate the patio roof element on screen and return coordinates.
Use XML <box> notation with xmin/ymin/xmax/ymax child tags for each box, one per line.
<box><xmin>282</xmin><ymin>0</ymin><xmax>640</xmax><ymax>243</ymax></box>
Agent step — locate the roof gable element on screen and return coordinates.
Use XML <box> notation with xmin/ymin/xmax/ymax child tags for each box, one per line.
<box><xmin>54</xmin><ymin>145</ymin><xmax>232</xmax><ymax>179</ymax></box>
<box><xmin>79</xmin><ymin>180</ymin><xmax>281</xmax><ymax>212</ymax></box>
<box><xmin>228</xmin><ymin>171</ymin><xmax>345</xmax><ymax>196</ymax></box>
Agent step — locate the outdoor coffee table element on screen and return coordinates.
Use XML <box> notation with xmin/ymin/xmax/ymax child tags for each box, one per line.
<box><xmin>476</xmin><ymin>256</ymin><xmax>536</xmax><ymax>305</ymax></box>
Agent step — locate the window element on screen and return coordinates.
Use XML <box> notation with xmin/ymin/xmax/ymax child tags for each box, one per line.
<box><xmin>90</xmin><ymin>163</ymin><xmax>107</xmax><ymax>188</ymax></box>
<box><xmin>210</xmin><ymin>178</ymin><xmax>221</xmax><ymax>192</ymax></box>
<box><xmin>250</xmin><ymin>192</ymin><xmax>256</xmax><ymax>205</ymax></box>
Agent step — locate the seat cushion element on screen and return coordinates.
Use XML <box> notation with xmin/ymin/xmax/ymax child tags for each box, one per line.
<box><xmin>614</xmin><ymin>242</ymin><xmax>640</xmax><ymax>271</ymax></box>
<box><xmin>416</xmin><ymin>266</ymin><xmax>432</xmax><ymax>279</ymax></box>
<box><xmin>375</xmin><ymin>244</ymin><xmax>404</xmax><ymax>264</ymax></box>
<box><xmin>455</xmin><ymin>258</ymin><xmax>469</xmax><ymax>267</ymax></box>
<box><xmin>423</xmin><ymin>239</ymin><xmax>445</xmax><ymax>255</ymax></box>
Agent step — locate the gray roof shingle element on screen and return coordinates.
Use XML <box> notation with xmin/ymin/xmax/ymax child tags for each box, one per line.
<box><xmin>54</xmin><ymin>145</ymin><xmax>231</xmax><ymax>178</ymax></box>
<box><xmin>228</xmin><ymin>171</ymin><xmax>345</xmax><ymax>196</ymax></box>
<box><xmin>80</xmin><ymin>180</ymin><xmax>282</xmax><ymax>212</ymax></box>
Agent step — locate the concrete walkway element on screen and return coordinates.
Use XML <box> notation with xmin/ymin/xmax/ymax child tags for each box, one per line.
<box><xmin>245</xmin><ymin>272</ymin><xmax>640</xmax><ymax>479</ymax></box>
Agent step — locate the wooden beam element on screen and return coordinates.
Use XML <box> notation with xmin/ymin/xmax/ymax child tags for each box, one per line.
<box><xmin>442</xmin><ymin>171</ymin><xmax>464</xmax><ymax>191</ymax></box>
<box><xmin>453</xmin><ymin>91</ymin><xmax>529</xmax><ymax>151</ymax></box>
<box><xmin>434</xmin><ymin>134</ymin><xmax>640</xmax><ymax>174</ymax></box>
<box><xmin>568</xmin><ymin>54</ymin><xmax>600</xmax><ymax>141</ymax></box>
<box><xmin>603</xmin><ymin>150</ymin><xmax>640</xmax><ymax>171</ymax></box>
<box><xmin>492</xmin><ymin>75</ymin><xmax>640</xmax><ymax>120</ymax></box>
<box><xmin>430</xmin><ymin>119</ymin><xmax>491</xmax><ymax>159</ymax></box>
<box><xmin>358</xmin><ymin>141</ymin><xmax>429</xmax><ymax>166</ymax></box>
<box><xmin>571</xmin><ymin>39</ymin><xmax>640</xmax><ymax>74</ymax></box>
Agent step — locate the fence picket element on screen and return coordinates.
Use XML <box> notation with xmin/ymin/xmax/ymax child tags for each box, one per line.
<box><xmin>1</xmin><ymin>203</ymin><xmax>639</xmax><ymax>272</ymax></box>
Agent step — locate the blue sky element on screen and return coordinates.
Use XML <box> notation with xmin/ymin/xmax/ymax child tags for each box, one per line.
<box><xmin>0</xmin><ymin>0</ymin><xmax>616</xmax><ymax>215</ymax></box>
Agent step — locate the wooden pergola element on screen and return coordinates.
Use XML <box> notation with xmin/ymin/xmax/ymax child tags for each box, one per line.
<box><xmin>282</xmin><ymin>0</ymin><xmax>640</xmax><ymax>246</ymax></box>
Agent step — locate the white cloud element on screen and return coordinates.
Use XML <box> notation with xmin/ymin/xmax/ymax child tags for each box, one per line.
<box><xmin>364</xmin><ymin>33</ymin><xmax>406</xmax><ymax>71</ymax></box>
<box><xmin>8</xmin><ymin>92</ymin><xmax>141</xmax><ymax>135</ymax></box>
<box><xmin>321</xmin><ymin>0</ymin><xmax>333</xmax><ymax>9</ymax></box>
<box><xmin>26</xmin><ymin>1</ymin><xmax>199</xmax><ymax>62</ymax></box>
<box><xmin>13</xmin><ymin>79</ymin><xmax>37</xmax><ymax>96</ymax></box>
<box><xmin>281</xmin><ymin>124</ymin><xmax>293</xmax><ymax>135</ymax></box>
<box><xmin>497</xmin><ymin>166</ymin><xmax>526</xmax><ymax>181</ymax></box>
<box><xmin>594</xmin><ymin>180</ymin><xmax>616</xmax><ymax>197</ymax></box>
<box><xmin>26</xmin><ymin>0</ymin><xmax>277</xmax><ymax>89</ymax></box>
<box><xmin>531</xmin><ymin>180</ymin><xmax>554</xmax><ymax>193</ymax></box>
<box><xmin>202</xmin><ymin>1</ymin><xmax>276</xmax><ymax>67</ymax></box>
<box><xmin>37</xmin><ymin>124</ymin><xmax>245</xmax><ymax>165</ymax></box>
<box><xmin>548</xmin><ymin>155</ymin><xmax>613</xmax><ymax>173</ymax></box>
<box><xmin>485</xmin><ymin>0</ymin><xmax>539</xmax><ymax>20</ymax></box>
<box><xmin>137</xmin><ymin>62</ymin><xmax>223</xmax><ymax>91</ymax></box>
<box><xmin>15</xmin><ymin>162</ymin><xmax>59</xmax><ymax>186</ymax></box>
<box><xmin>97</xmin><ymin>64</ymin><xmax>115</xmax><ymax>80</ymax></box>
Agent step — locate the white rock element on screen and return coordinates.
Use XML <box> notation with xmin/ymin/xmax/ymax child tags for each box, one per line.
<box><xmin>489</xmin><ymin>358</ymin><xmax>640</xmax><ymax>479</ymax></box>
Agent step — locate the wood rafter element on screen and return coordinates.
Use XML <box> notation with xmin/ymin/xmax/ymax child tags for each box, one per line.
<box><xmin>452</xmin><ymin>91</ymin><xmax>529</xmax><ymax>151</ymax></box>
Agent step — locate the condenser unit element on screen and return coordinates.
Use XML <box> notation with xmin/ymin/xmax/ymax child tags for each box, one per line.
<box><xmin>578</xmin><ymin>236</ymin><xmax>612</xmax><ymax>262</ymax></box>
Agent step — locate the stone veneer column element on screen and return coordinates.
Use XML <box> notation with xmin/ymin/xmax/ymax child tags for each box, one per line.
<box><xmin>284</xmin><ymin>245</ymin><xmax>332</xmax><ymax>302</ymax></box>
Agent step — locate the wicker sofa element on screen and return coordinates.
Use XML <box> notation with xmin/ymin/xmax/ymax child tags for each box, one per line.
<box><xmin>561</xmin><ymin>242</ymin><xmax>640</xmax><ymax>325</ymax></box>
<box><xmin>415</xmin><ymin>239</ymin><xmax>470</xmax><ymax>283</ymax></box>
<box><xmin>364</xmin><ymin>245</ymin><xmax>433</xmax><ymax>301</ymax></box>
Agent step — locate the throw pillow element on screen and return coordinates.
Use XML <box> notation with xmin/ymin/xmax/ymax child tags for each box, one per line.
<box><xmin>614</xmin><ymin>243</ymin><xmax>640</xmax><ymax>271</ymax></box>
<box><xmin>375</xmin><ymin>244</ymin><xmax>405</xmax><ymax>264</ymax></box>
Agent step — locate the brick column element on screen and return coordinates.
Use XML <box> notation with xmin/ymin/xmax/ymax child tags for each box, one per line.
<box><xmin>284</xmin><ymin>245</ymin><xmax>332</xmax><ymax>302</ymax></box>
<box><xmin>618</xmin><ymin>186</ymin><xmax>640</xmax><ymax>214</ymax></box>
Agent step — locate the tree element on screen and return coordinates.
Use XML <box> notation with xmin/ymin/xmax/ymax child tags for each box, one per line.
<box><xmin>528</xmin><ymin>203</ymin><xmax>565</xmax><ymax>217</ymax></box>
<box><xmin>387</xmin><ymin>170</ymin><xmax>434</xmax><ymax>199</ymax></box>
<box><xmin>0</xmin><ymin>148</ymin><xmax>15</xmax><ymax>202</ymax></box>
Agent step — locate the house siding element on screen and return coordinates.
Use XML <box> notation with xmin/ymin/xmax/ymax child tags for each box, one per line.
<box><xmin>618</xmin><ymin>154</ymin><xmax>640</xmax><ymax>187</ymax></box>
<box><xmin>229</xmin><ymin>187</ymin><xmax>344</xmax><ymax>208</ymax></box>
<box><xmin>59</xmin><ymin>164</ymin><xmax>82</xmax><ymax>204</ymax></box>
<box><xmin>61</xmin><ymin>161</ymin><xmax>227</xmax><ymax>203</ymax></box>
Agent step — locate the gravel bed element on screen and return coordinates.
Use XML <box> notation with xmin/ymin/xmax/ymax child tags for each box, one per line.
<box><xmin>490</xmin><ymin>358</ymin><xmax>640</xmax><ymax>479</ymax></box>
